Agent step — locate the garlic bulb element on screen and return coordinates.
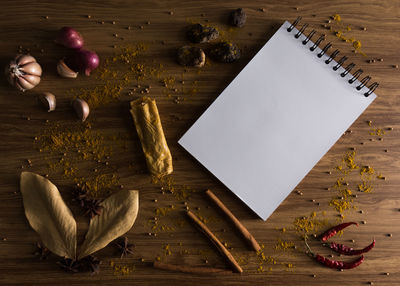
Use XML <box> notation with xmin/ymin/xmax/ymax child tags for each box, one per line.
<box><xmin>5</xmin><ymin>54</ymin><xmax>42</xmax><ymax>92</ymax></box>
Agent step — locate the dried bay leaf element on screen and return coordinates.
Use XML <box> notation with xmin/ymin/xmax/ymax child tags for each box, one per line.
<box><xmin>78</xmin><ymin>189</ymin><xmax>139</xmax><ymax>259</ymax></box>
<box><xmin>20</xmin><ymin>172</ymin><xmax>77</xmax><ymax>259</ymax></box>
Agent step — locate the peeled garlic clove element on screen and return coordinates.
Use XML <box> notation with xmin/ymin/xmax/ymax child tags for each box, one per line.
<box><xmin>39</xmin><ymin>92</ymin><xmax>56</xmax><ymax>112</ymax></box>
<box><xmin>20</xmin><ymin>62</ymin><xmax>42</xmax><ymax>76</ymax></box>
<box><xmin>57</xmin><ymin>60</ymin><xmax>78</xmax><ymax>78</ymax></box>
<box><xmin>72</xmin><ymin>98</ymin><xmax>89</xmax><ymax>122</ymax></box>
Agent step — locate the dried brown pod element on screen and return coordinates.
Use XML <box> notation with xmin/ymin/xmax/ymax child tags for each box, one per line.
<box><xmin>57</xmin><ymin>258</ymin><xmax>81</xmax><ymax>273</ymax></box>
<box><xmin>114</xmin><ymin>236</ymin><xmax>135</xmax><ymax>258</ymax></box>
<box><xmin>177</xmin><ymin>46</ymin><xmax>206</xmax><ymax>67</ymax></box>
<box><xmin>229</xmin><ymin>8</ymin><xmax>246</xmax><ymax>27</ymax></box>
<box><xmin>34</xmin><ymin>242</ymin><xmax>51</xmax><ymax>260</ymax></box>
<box><xmin>80</xmin><ymin>255</ymin><xmax>101</xmax><ymax>274</ymax></box>
<box><xmin>84</xmin><ymin>199</ymin><xmax>104</xmax><ymax>219</ymax></box>
<box><xmin>209</xmin><ymin>41</ymin><xmax>241</xmax><ymax>63</ymax></box>
<box><xmin>187</xmin><ymin>23</ymin><xmax>219</xmax><ymax>43</ymax></box>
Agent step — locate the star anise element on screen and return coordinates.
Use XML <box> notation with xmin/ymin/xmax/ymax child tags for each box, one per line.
<box><xmin>33</xmin><ymin>242</ymin><xmax>51</xmax><ymax>260</ymax></box>
<box><xmin>72</xmin><ymin>185</ymin><xmax>87</xmax><ymax>208</ymax></box>
<box><xmin>114</xmin><ymin>236</ymin><xmax>135</xmax><ymax>258</ymax></box>
<box><xmin>84</xmin><ymin>199</ymin><xmax>104</xmax><ymax>219</ymax></box>
<box><xmin>57</xmin><ymin>258</ymin><xmax>81</xmax><ymax>273</ymax></box>
<box><xmin>80</xmin><ymin>255</ymin><xmax>101</xmax><ymax>275</ymax></box>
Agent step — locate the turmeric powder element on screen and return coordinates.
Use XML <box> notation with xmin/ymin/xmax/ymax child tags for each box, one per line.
<box><xmin>330</xmin><ymin>14</ymin><xmax>366</xmax><ymax>55</ymax></box>
<box><xmin>110</xmin><ymin>261</ymin><xmax>134</xmax><ymax>275</ymax></box>
<box><xmin>35</xmin><ymin>121</ymin><xmax>123</xmax><ymax>198</ymax></box>
<box><xmin>275</xmin><ymin>239</ymin><xmax>295</xmax><ymax>251</ymax></box>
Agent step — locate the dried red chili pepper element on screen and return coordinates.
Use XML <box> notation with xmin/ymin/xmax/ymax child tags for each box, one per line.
<box><xmin>304</xmin><ymin>236</ymin><xmax>364</xmax><ymax>270</ymax></box>
<box><xmin>315</xmin><ymin>254</ymin><xmax>364</xmax><ymax>269</ymax></box>
<box><xmin>326</xmin><ymin>239</ymin><xmax>375</xmax><ymax>255</ymax></box>
<box><xmin>320</xmin><ymin>222</ymin><xmax>358</xmax><ymax>241</ymax></box>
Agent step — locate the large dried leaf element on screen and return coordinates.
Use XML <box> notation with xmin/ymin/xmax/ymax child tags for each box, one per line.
<box><xmin>20</xmin><ymin>172</ymin><xmax>76</xmax><ymax>259</ymax></box>
<box><xmin>78</xmin><ymin>189</ymin><xmax>139</xmax><ymax>259</ymax></box>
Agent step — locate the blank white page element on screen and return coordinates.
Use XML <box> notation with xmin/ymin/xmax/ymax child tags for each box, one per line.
<box><xmin>178</xmin><ymin>21</ymin><xmax>377</xmax><ymax>220</ymax></box>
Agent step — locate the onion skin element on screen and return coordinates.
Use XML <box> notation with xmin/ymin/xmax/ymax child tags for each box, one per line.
<box><xmin>66</xmin><ymin>49</ymin><xmax>99</xmax><ymax>76</ymax></box>
<box><xmin>55</xmin><ymin>27</ymin><xmax>84</xmax><ymax>49</ymax></box>
<box><xmin>79</xmin><ymin>50</ymin><xmax>99</xmax><ymax>76</ymax></box>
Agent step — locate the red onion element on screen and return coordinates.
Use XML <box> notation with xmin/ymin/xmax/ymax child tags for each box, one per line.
<box><xmin>55</xmin><ymin>27</ymin><xmax>84</xmax><ymax>49</ymax></box>
<box><xmin>65</xmin><ymin>49</ymin><xmax>99</xmax><ymax>76</ymax></box>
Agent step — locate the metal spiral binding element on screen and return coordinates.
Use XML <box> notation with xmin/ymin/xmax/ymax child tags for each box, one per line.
<box><xmin>302</xmin><ymin>30</ymin><xmax>316</xmax><ymax>45</ymax></box>
<box><xmin>325</xmin><ymin>49</ymin><xmax>340</xmax><ymax>64</ymax></box>
<box><xmin>341</xmin><ymin>63</ymin><xmax>355</xmax><ymax>77</ymax></box>
<box><xmin>333</xmin><ymin>56</ymin><xmax>347</xmax><ymax>70</ymax></box>
<box><xmin>287</xmin><ymin>17</ymin><xmax>379</xmax><ymax>97</ymax></box>
<box><xmin>310</xmin><ymin>35</ymin><xmax>325</xmax><ymax>52</ymax></box>
<box><xmin>295</xmin><ymin>24</ymin><xmax>308</xmax><ymax>38</ymax></box>
<box><xmin>318</xmin><ymin>42</ymin><xmax>332</xmax><ymax>58</ymax></box>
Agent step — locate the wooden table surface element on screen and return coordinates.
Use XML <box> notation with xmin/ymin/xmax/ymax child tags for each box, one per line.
<box><xmin>1</xmin><ymin>0</ymin><xmax>399</xmax><ymax>285</ymax></box>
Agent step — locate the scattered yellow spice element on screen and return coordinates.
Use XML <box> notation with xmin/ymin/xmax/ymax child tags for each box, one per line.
<box><xmin>358</xmin><ymin>181</ymin><xmax>373</xmax><ymax>193</ymax></box>
<box><xmin>110</xmin><ymin>261</ymin><xmax>134</xmax><ymax>275</ymax></box>
<box><xmin>333</xmin><ymin>14</ymin><xmax>341</xmax><ymax>22</ymax></box>
<box><xmin>376</xmin><ymin>174</ymin><xmax>386</xmax><ymax>180</ymax></box>
<box><xmin>360</xmin><ymin>166</ymin><xmax>375</xmax><ymax>176</ymax></box>
<box><xmin>345</xmin><ymin>151</ymin><xmax>358</xmax><ymax>170</ymax></box>
<box><xmin>256</xmin><ymin>245</ymin><xmax>278</xmax><ymax>273</ymax></box>
<box><xmin>275</xmin><ymin>239</ymin><xmax>295</xmax><ymax>251</ymax></box>
<box><xmin>152</xmin><ymin>175</ymin><xmax>195</xmax><ymax>200</ymax></box>
<box><xmin>155</xmin><ymin>205</ymin><xmax>175</xmax><ymax>217</ymax></box>
<box><xmin>35</xmin><ymin>121</ymin><xmax>122</xmax><ymax>198</ymax></box>
<box><xmin>329</xmin><ymin>198</ymin><xmax>354</xmax><ymax>213</ymax></box>
<box><xmin>293</xmin><ymin>212</ymin><xmax>329</xmax><ymax>235</ymax></box>
<box><xmin>163</xmin><ymin>244</ymin><xmax>172</xmax><ymax>256</ymax></box>
<box><xmin>352</xmin><ymin>40</ymin><xmax>361</xmax><ymax>49</ymax></box>
<box><xmin>370</xmin><ymin>128</ymin><xmax>385</xmax><ymax>136</ymax></box>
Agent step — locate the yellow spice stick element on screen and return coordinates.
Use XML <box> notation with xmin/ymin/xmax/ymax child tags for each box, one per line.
<box><xmin>130</xmin><ymin>97</ymin><xmax>173</xmax><ymax>176</ymax></box>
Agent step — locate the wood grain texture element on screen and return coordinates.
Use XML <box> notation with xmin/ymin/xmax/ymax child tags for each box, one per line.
<box><xmin>0</xmin><ymin>0</ymin><xmax>399</xmax><ymax>285</ymax></box>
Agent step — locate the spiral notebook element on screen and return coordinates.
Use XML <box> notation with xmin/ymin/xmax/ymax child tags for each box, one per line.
<box><xmin>178</xmin><ymin>18</ymin><xmax>378</xmax><ymax>220</ymax></box>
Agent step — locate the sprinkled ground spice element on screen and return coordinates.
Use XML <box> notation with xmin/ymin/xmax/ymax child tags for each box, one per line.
<box><xmin>293</xmin><ymin>212</ymin><xmax>330</xmax><ymax>236</ymax></box>
<box><xmin>328</xmin><ymin>149</ymin><xmax>381</xmax><ymax>216</ymax></box>
<box><xmin>35</xmin><ymin>121</ymin><xmax>124</xmax><ymax>198</ymax></box>
<box><xmin>329</xmin><ymin>14</ymin><xmax>366</xmax><ymax>56</ymax></box>
<box><xmin>275</xmin><ymin>238</ymin><xmax>295</xmax><ymax>251</ymax></box>
<box><xmin>67</xmin><ymin>43</ymin><xmax>164</xmax><ymax>108</ymax></box>
<box><xmin>256</xmin><ymin>244</ymin><xmax>278</xmax><ymax>273</ymax></box>
<box><xmin>163</xmin><ymin>244</ymin><xmax>172</xmax><ymax>256</ymax></box>
<box><xmin>110</xmin><ymin>261</ymin><xmax>134</xmax><ymax>275</ymax></box>
<box><xmin>152</xmin><ymin>175</ymin><xmax>195</xmax><ymax>200</ymax></box>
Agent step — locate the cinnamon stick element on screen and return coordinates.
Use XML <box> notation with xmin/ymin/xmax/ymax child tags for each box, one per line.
<box><xmin>186</xmin><ymin>210</ymin><xmax>243</xmax><ymax>273</ymax></box>
<box><xmin>153</xmin><ymin>261</ymin><xmax>232</xmax><ymax>275</ymax></box>
<box><xmin>205</xmin><ymin>189</ymin><xmax>261</xmax><ymax>252</ymax></box>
